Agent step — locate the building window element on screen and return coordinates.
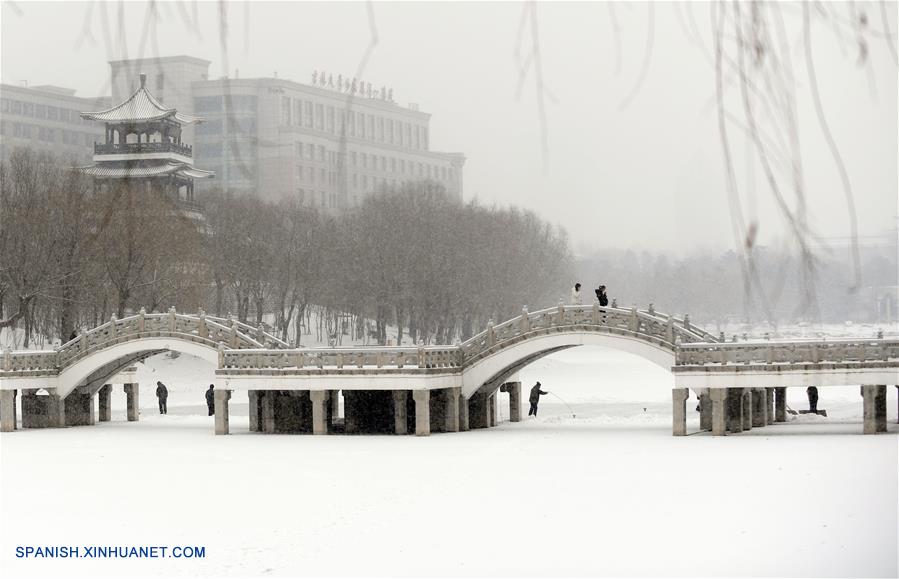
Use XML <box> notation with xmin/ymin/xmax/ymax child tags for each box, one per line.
<box><xmin>315</xmin><ymin>104</ymin><xmax>324</xmax><ymax>130</ymax></box>
<box><xmin>391</xmin><ymin>158</ymin><xmax>396</xmax><ymax>172</ymax></box>
<box><xmin>281</xmin><ymin>96</ymin><xmax>291</xmax><ymax>125</ymax></box>
<box><xmin>358</xmin><ymin>113</ymin><xmax>365</xmax><ymax>139</ymax></box>
<box><xmin>327</xmin><ymin>106</ymin><xmax>335</xmax><ymax>133</ymax></box>
<box><xmin>351</xmin><ymin>151</ymin><xmax>357</xmax><ymax>166</ymax></box>
<box><xmin>309</xmin><ymin>167</ymin><xmax>315</xmax><ymax>184</ymax></box>
<box><xmin>380</xmin><ymin>156</ymin><xmax>386</xmax><ymax>171</ymax></box>
<box><xmin>295</xmin><ymin>142</ymin><xmax>303</xmax><ymax>157</ymax></box>
<box><xmin>319</xmin><ymin>168</ymin><xmax>326</xmax><ymax>183</ymax></box>
<box><xmin>317</xmin><ymin>145</ymin><xmax>325</xmax><ymax>162</ymax></box>
<box><xmin>305</xmin><ymin>101</ymin><xmax>313</xmax><ymax>128</ymax></box>
<box><xmin>387</xmin><ymin>119</ymin><xmax>394</xmax><ymax>144</ymax></box>
<box><xmin>363</xmin><ymin>175</ymin><xmax>368</xmax><ymax>188</ymax></box>
<box><xmin>400</xmin><ymin>159</ymin><xmax>405</xmax><ymax>174</ymax></box>
<box><xmin>352</xmin><ymin>173</ymin><xmax>358</xmax><ymax>188</ymax></box>
<box><xmin>361</xmin><ymin>154</ymin><xmax>367</xmax><ymax>169</ymax></box>
<box><xmin>307</xmin><ymin>143</ymin><xmax>314</xmax><ymax>160</ymax></box>
<box><xmin>377</xmin><ymin>117</ymin><xmax>384</xmax><ymax>142</ymax></box>
<box><xmin>297</xmin><ymin>165</ymin><xmax>304</xmax><ymax>182</ymax></box>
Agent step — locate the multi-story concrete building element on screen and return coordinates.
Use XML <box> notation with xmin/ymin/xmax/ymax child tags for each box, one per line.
<box><xmin>109</xmin><ymin>56</ymin><xmax>465</xmax><ymax>209</ymax></box>
<box><xmin>0</xmin><ymin>83</ymin><xmax>110</xmax><ymax>163</ymax></box>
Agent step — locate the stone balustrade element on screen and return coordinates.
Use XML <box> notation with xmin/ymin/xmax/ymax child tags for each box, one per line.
<box><xmin>1</xmin><ymin>308</ymin><xmax>289</xmax><ymax>376</ymax></box>
<box><xmin>675</xmin><ymin>338</ymin><xmax>899</xmax><ymax>367</ymax></box>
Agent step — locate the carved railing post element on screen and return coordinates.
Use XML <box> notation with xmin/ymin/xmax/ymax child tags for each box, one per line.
<box><xmin>376</xmin><ymin>352</ymin><xmax>384</xmax><ymax>368</ymax></box>
<box><xmin>877</xmin><ymin>329</ymin><xmax>884</xmax><ymax>339</ymax></box>
<box><xmin>719</xmin><ymin>331</ymin><xmax>725</xmax><ymax>343</ymax></box>
<box><xmin>138</xmin><ymin>307</ymin><xmax>146</xmax><ymax>333</ymax></box>
<box><xmin>217</xmin><ymin>343</ymin><xmax>224</xmax><ymax>368</ymax></box>
<box><xmin>336</xmin><ymin>353</ymin><xmax>344</xmax><ymax>369</ymax></box>
<box><xmin>198</xmin><ymin>309</ymin><xmax>208</xmax><ymax>339</ymax></box>
<box><xmin>3</xmin><ymin>347</ymin><xmax>11</xmax><ymax>371</ymax></box>
<box><xmin>109</xmin><ymin>313</ymin><xmax>117</xmax><ymax>340</ymax></box>
<box><xmin>592</xmin><ymin>302</ymin><xmax>599</xmax><ymax>324</ymax></box>
<box><xmin>168</xmin><ymin>306</ymin><xmax>177</xmax><ymax>332</ymax></box>
<box><xmin>665</xmin><ymin>317</ymin><xmax>674</xmax><ymax>343</ymax></box>
<box><xmin>629</xmin><ymin>307</ymin><xmax>638</xmax><ymax>332</ymax></box>
<box><xmin>418</xmin><ymin>341</ymin><xmax>426</xmax><ymax>368</ymax></box>
<box><xmin>257</xmin><ymin>323</ymin><xmax>266</xmax><ymax>347</ymax></box>
<box><xmin>487</xmin><ymin>320</ymin><xmax>496</xmax><ymax>347</ymax></box>
<box><xmin>229</xmin><ymin>318</ymin><xmax>239</xmax><ymax>349</ymax></box>
<box><xmin>648</xmin><ymin>303</ymin><xmax>655</xmax><ymax>316</ymax></box>
<box><xmin>520</xmin><ymin>306</ymin><xmax>530</xmax><ymax>333</ymax></box>
<box><xmin>557</xmin><ymin>300</ymin><xmax>565</xmax><ymax>324</ymax></box>
<box><xmin>611</xmin><ymin>298</ymin><xmax>618</xmax><ymax>308</ymax></box>
<box><xmin>684</xmin><ymin>314</ymin><xmax>692</xmax><ymax>332</ymax></box>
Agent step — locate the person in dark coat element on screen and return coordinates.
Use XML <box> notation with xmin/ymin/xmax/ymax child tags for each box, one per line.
<box><xmin>155</xmin><ymin>381</ymin><xmax>168</xmax><ymax>415</ymax></box>
<box><xmin>806</xmin><ymin>386</ymin><xmax>819</xmax><ymax>414</ymax></box>
<box><xmin>528</xmin><ymin>381</ymin><xmax>548</xmax><ymax>417</ymax></box>
<box><xmin>205</xmin><ymin>385</ymin><xmax>215</xmax><ymax>416</ymax></box>
<box><xmin>594</xmin><ymin>285</ymin><xmax>609</xmax><ymax>307</ymax></box>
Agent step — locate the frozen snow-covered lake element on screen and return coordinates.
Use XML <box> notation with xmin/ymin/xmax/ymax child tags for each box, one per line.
<box><xmin>1</xmin><ymin>347</ymin><xmax>896</xmax><ymax>578</ymax></box>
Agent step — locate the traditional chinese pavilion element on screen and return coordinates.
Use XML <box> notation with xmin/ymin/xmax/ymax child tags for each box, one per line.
<box><xmin>78</xmin><ymin>73</ymin><xmax>213</xmax><ymax>206</ymax></box>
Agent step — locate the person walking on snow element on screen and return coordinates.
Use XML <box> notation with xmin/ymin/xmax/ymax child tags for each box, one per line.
<box><xmin>571</xmin><ymin>283</ymin><xmax>582</xmax><ymax>304</ymax></box>
<box><xmin>155</xmin><ymin>381</ymin><xmax>168</xmax><ymax>415</ymax></box>
<box><xmin>206</xmin><ymin>384</ymin><xmax>215</xmax><ymax>416</ymax></box>
<box><xmin>529</xmin><ymin>381</ymin><xmax>549</xmax><ymax>417</ymax></box>
<box><xmin>806</xmin><ymin>386</ymin><xmax>819</xmax><ymax>414</ymax></box>
<box><xmin>595</xmin><ymin>285</ymin><xmax>609</xmax><ymax>307</ymax></box>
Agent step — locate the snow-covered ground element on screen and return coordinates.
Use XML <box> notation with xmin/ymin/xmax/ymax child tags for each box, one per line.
<box><xmin>1</xmin><ymin>346</ymin><xmax>897</xmax><ymax>578</ymax></box>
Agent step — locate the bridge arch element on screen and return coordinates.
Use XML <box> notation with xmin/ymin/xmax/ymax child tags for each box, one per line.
<box><xmin>461</xmin><ymin>330</ymin><xmax>676</xmax><ymax>399</ymax></box>
<box><xmin>56</xmin><ymin>338</ymin><xmax>220</xmax><ymax>399</ymax></box>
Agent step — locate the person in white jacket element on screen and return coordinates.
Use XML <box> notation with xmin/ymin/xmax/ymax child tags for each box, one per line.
<box><xmin>570</xmin><ymin>283</ymin><xmax>582</xmax><ymax>304</ymax></box>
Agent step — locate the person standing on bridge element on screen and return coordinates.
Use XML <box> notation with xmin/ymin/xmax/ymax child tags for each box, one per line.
<box><xmin>155</xmin><ymin>381</ymin><xmax>168</xmax><ymax>415</ymax></box>
<box><xmin>571</xmin><ymin>283</ymin><xmax>582</xmax><ymax>304</ymax></box>
<box><xmin>206</xmin><ymin>385</ymin><xmax>215</xmax><ymax>416</ymax></box>
<box><xmin>595</xmin><ymin>285</ymin><xmax>609</xmax><ymax>307</ymax></box>
<box><xmin>529</xmin><ymin>381</ymin><xmax>549</xmax><ymax>417</ymax></box>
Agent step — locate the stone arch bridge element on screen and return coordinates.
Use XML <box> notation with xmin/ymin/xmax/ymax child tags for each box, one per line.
<box><xmin>1</xmin><ymin>304</ymin><xmax>896</xmax><ymax>437</ymax></box>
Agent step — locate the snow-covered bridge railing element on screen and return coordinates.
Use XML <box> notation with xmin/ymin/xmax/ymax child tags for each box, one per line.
<box><xmin>458</xmin><ymin>303</ymin><xmax>713</xmax><ymax>364</ymax></box>
<box><xmin>1</xmin><ymin>308</ymin><xmax>290</xmax><ymax>377</ymax></box>
<box><xmin>674</xmin><ymin>338</ymin><xmax>899</xmax><ymax>367</ymax></box>
<box><xmin>219</xmin><ymin>346</ymin><xmax>463</xmax><ymax>370</ymax></box>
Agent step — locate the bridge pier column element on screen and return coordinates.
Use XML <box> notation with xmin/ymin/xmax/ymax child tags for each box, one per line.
<box><xmin>711</xmin><ymin>388</ymin><xmax>727</xmax><ymax>436</ymax></box>
<box><xmin>444</xmin><ymin>387</ymin><xmax>460</xmax><ymax>433</ymax></box>
<box><xmin>752</xmin><ymin>388</ymin><xmax>767</xmax><ymax>427</ymax></box>
<box><xmin>672</xmin><ymin>388</ymin><xmax>688</xmax><ymax>436</ymax></box>
<box><xmin>310</xmin><ymin>390</ymin><xmax>329</xmax><ymax>435</ymax></box>
<box><xmin>742</xmin><ymin>389</ymin><xmax>753</xmax><ymax>431</ymax></box>
<box><xmin>0</xmin><ymin>390</ymin><xmax>16</xmax><ymax>432</ymax></box>
<box><xmin>459</xmin><ymin>395</ymin><xmax>469</xmax><ymax>431</ymax></box>
<box><xmin>727</xmin><ymin>389</ymin><xmax>743</xmax><ymax>433</ymax></box>
<box><xmin>343</xmin><ymin>391</ymin><xmax>359</xmax><ymax>434</ymax></box>
<box><xmin>774</xmin><ymin>387</ymin><xmax>787</xmax><ymax>422</ymax></box>
<box><xmin>64</xmin><ymin>390</ymin><xmax>95</xmax><ymax>426</ymax></box>
<box><xmin>214</xmin><ymin>389</ymin><xmax>231</xmax><ymax>435</ymax></box>
<box><xmin>488</xmin><ymin>393</ymin><xmax>497</xmax><ymax>427</ymax></box>
<box><xmin>392</xmin><ymin>390</ymin><xmax>408</xmax><ymax>435</ymax></box>
<box><xmin>863</xmin><ymin>385</ymin><xmax>887</xmax><ymax>434</ymax></box>
<box><xmin>98</xmin><ymin>385</ymin><xmax>112</xmax><ymax>422</ymax></box>
<box><xmin>261</xmin><ymin>391</ymin><xmax>276</xmax><ymax>433</ymax></box>
<box><xmin>765</xmin><ymin>388</ymin><xmax>775</xmax><ymax>425</ymax></box>
<box><xmin>330</xmin><ymin>389</ymin><xmax>340</xmax><ymax>421</ymax></box>
<box><xmin>468</xmin><ymin>393</ymin><xmax>490</xmax><ymax>429</ymax></box>
<box><xmin>413</xmin><ymin>390</ymin><xmax>430</xmax><ymax>436</ymax></box>
<box><xmin>248</xmin><ymin>391</ymin><xmax>260</xmax><ymax>432</ymax></box>
<box><xmin>124</xmin><ymin>383</ymin><xmax>139</xmax><ymax>422</ymax></box>
<box><xmin>699</xmin><ymin>391</ymin><xmax>712</xmax><ymax>431</ymax></box>
<box><xmin>501</xmin><ymin>382</ymin><xmax>521</xmax><ymax>422</ymax></box>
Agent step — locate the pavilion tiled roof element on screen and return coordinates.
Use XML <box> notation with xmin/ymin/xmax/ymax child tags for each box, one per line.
<box><xmin>77</xmin><ymin>161</ymin><xmax>214</xmax><ymax>179</ymax></box>
<box><xmin>80</xmin><ymin>74</ymin><xmax>203</xmax><ymax>125</ymax></box>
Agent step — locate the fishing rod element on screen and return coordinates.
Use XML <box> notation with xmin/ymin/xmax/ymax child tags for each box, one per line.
<box><xmin>548</xmin><ymin>391</ymin><xmax>576</xmax><ymax>418</ymax></box>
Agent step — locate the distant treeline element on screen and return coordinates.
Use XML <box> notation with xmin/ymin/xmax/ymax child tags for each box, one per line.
<box><xmin>0</xmin><ymin>148</ymin><xmax>572</xmax><ymax>347</ymax></box>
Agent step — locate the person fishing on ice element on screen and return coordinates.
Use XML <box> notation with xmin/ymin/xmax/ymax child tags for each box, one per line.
<box><xmin>528</xmin><ymin>381</ymin><xmax>549</xmax><ymax>417</ymax></box>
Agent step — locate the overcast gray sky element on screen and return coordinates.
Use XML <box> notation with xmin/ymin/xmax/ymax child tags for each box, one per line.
<box><xmin>2</xmin><ymin>1</ymin><xmax>896</xmax><ymax>255</ymax></box>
